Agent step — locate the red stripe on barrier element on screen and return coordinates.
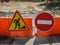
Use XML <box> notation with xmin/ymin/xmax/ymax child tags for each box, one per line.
<box><xmin>0</xmin><ymin>18</ymin><xmax>32</xmax><ymax>38</ymax></box>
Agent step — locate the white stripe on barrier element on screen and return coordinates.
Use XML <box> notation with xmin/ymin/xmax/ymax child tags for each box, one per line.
<box><xmin>37</xmin><ymin>20</ymin><xmax>52</xmax><ymax>25</ymax></box>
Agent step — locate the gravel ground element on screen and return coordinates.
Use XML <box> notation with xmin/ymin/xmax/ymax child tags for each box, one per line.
<box><xmin>0</xmin><ymin>1</ymin><xmax>45</xmax><ymax>12</ymax></box>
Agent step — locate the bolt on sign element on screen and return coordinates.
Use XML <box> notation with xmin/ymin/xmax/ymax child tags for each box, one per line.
<box><xmin>8</xmin><ymin>10</ymin><xmax>29</xmax><ymax>31</ymax></box>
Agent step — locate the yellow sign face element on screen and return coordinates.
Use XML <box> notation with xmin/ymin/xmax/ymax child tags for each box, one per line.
<box><xmin>8</xmin><ymin>11</ymin><xmax>28</xmax><ymax>30</ymax></box>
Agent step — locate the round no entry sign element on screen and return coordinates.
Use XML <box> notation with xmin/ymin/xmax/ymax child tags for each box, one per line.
<box><xmin>35</xmin><ymin>12</ymin><xmax>54</xmax><ymax>31</ymax></box>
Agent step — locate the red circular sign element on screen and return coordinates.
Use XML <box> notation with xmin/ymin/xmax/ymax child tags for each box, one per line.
<box><xmin>35</xmin><ymin>12</ymin><xmax>54</xmax><ymax>31</ymax></box>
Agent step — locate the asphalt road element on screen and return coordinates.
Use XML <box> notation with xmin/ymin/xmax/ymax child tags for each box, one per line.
<box><xmin>0</xmin><ymin>36</ymin><xmax>60</xmax><ymax>45</ymax></box>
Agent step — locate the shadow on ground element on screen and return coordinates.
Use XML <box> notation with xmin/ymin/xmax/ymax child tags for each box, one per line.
<box><xmin>0</xmin><ymin>36</ymin><xmax>11</xmax><ymax>44</ymax></box>
<box><xmin>0</xmin><ymin>36</ymin><xmax>30</xmax><ymax>45</ymax></box>
<box><xmin>49</xmin><ymin>36</ymin><xmax>60</xmax><ymax>43</ymax></box>
<box><xmin>12</xmin><ymin>38</ymin><xmax>30</xmax><ymax>45</ymax></box>
<box><xmin>33</xmin><ymin>36</ymin><xmax>50</xmax><ymax>45</ymax></box>
<box><xmin>0</xmin><ymin>36</ymin><xmax>60</xmax><ymax>45</ymax></box>
<box><xmin>33</xmin><ymin>36</ymin><xmax>60</xmax><ymax>45</ymax></box>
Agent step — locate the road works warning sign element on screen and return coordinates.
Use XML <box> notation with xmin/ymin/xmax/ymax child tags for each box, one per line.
<box><xmin>8</xmin><ymin>10</ymin><xmax>29</xmax><ymax>31</ymax></box>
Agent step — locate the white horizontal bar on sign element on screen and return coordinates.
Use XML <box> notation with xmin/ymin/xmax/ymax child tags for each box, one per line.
<box><xmin>37</xmin><ymin>20</ymin><xmax>52</xmax><ymax>25</ymax></box>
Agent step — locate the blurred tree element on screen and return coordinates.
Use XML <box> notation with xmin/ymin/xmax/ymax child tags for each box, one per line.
<box><xmin>45</xmin><ymin>0</ymin><xmax>60</xmax><ymax>10</ymax></box>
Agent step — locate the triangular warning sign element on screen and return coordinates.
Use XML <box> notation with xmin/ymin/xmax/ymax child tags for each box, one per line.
<box><xmin>8</xmin><ymin>10</ymin><xmax>29</xmax><ymax>31</ymax></box>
